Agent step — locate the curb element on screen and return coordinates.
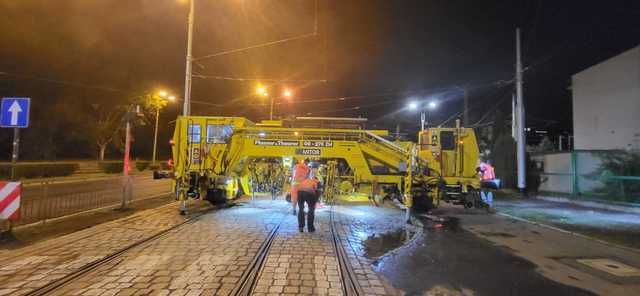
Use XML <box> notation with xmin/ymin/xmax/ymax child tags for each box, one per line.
<box><xmin>496</xmin><ymin>211</ymin><xmax>640</xmax><ymax>256</ymax></box>
<box><xmin>536</xmin><ymin>195</ymin><xmax>640</xmax><ymax>215</ymax></box>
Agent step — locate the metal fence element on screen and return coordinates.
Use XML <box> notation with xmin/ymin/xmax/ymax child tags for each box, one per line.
<box><xmin>531</xmin><ymin>150</ymin><xmax>640</xmax><ymax>205</ymax></box>
<box><xmin>15</xmin><ymin>175</ymin><xmax>172</xmax><ymax>226</ymax></box>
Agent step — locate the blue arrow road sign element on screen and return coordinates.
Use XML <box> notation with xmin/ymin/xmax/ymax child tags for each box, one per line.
<box><xmin>1</xmin><ymin>98</ymin><xmax>30</xmax><ymax>128</ymax></box>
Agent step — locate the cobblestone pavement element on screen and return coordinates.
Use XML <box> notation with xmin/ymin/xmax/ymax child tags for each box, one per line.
<box><xmin>252</xmin><ymin>207</ymin><xmax>341</xmax><ymax>296</ymax></box>
<box><xmin>1</xmin><ymin>197</ymin><xmax>410</xmax><ymax>296</ymax></box>
<box><xmin>0</xmin><ymin>202</ymin><xmax>209</xmax><ymax>296</ymax></box>
<box><xmin>49</xmin><ymin>200</ymin><xmax>290</xmax><ymax>296</ymax></box>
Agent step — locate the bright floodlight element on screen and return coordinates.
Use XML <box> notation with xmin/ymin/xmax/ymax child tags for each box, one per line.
<box><xmin>168</xmin><ymin>95</ymin><xmax>176</xmax><ymax>101</ymax></box>
<box><xmin>428</xmin><ymin>101</ymin><xmax>437</xmax><ymax>109</ymax></box>
<box><xmin>408</xmin><ymin>101</ymin><xmax>418</xmax><ymax>110</ymax></box>
<box><xmin>158</xmin><ymin>91</ymin><xmax>168</xmax><ymax>98</ymax></box>
<box><xmin>283</xmin><ymin>89</ymin><xmax>292</xmax><ymax>98</ymax></box>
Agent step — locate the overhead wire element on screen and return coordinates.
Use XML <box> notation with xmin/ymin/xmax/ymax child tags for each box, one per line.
<box><xmin>0</xmin><ymin>71</ymin><xmax>130</xmax><ymax>94</ymax></box>
<box><xmin>194</xmin><ymin>0</ymin><xmax>319</xmax><ymax>63</ymax></box>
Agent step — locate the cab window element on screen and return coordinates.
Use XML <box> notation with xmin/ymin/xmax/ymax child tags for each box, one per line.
<box><xmin>440</xmin><ymin>131</ymin><xmax>456</xmax><ymax>150</ymax></box>
<box><xmin>188</xmin><ymin>124</ymin><xmax>201</xmax><ymax>143</ymax></box>
<box><xmin>206</xmin><ymin>124</ymin><xmax>233</xmax><ymax>143</ymax></box>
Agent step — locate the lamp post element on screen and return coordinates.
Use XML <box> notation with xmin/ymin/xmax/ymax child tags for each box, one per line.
<box><xmin>257</xmin><ymin>86</ymin><xmax>293</xmax><ymax>120</ymax></box>
<box><xmin>150</xmin><ymin>92</ymin><xmax>175</xmax><ymax>166</ymax></box>
<box><xmin>183</xmin><ymin>0</ymin><xmax>195</xmax><ymax>117</ymax></box>
<box><xmin>409</xmin><ymin>100</ymin><xmax>437</xmax><ymax>130</ymax></box>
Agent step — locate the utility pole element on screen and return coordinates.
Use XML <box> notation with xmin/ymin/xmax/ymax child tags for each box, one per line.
<box><xmin>516</xmin><ymin>28</ymin><xmax>527</xmax><ymax>194</ymax></box>
<box><xmin>183</xmin><ymin>0</ymin><xmax>195</xmax><ymax>117</ymax></box>
<box><xmin>463</xmin><ymin>87</ymin><xmax>469</xmax><ymax>126</ymax></box>
<box><xmin>179</xmin><ymin>0</ymin><xmax>195</xmax><ymax>215</ymax></box>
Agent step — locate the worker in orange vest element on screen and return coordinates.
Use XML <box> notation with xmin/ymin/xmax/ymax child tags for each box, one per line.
<box><xmin>290</xmin><ymin>159</ymin><xmax>310</xmax><ymax>215</ymax></box>
<box><xmin>297</xmin><ymin>169</ymin><xmax>321</xmax><ymax>232</ymax></box>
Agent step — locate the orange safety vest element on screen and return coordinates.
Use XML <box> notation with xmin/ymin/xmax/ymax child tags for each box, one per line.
<box><xmin>298</xmin><ymin>178</ymin><xmax>319</xmax><ymax>193</ymax></box>
<box><xmin>293</xmin><ymin>163</ymin><xmax>310</xmax><ymax>183</ymax></box>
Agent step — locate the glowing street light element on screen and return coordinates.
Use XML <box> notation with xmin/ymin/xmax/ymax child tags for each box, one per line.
<box><xmin>407</xmin><ymin>100</ymin><xmax>438</xmax><ymax>131</ymax></box>
<box><xmin>168</xmin><ymin>95</ymin><xmax>176</xmax><ymax>101</ymax></box>
<box><xmin>257</xmin><ymin>86</ymin><xmax>267</xmax><ymax>96</ymax></box>
<box><xmin>158</xmin><ymin>90</ymin><xmax>168</xmax><ymax>98</ymax></box>
<box><xmin>256</xmin><ymin>85</ymin><xmax>295</xmax><ymax>120</ymax></box>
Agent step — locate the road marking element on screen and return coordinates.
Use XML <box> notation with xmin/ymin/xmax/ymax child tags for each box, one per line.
<box><xmin>497</xmin><ymin>212</ymin><xmax>640</xmax><ymax>255</ymax></box>
<box><xmin>577</xmin><ymin>258</ymin><xmax>640</xmax><ymax>277</ymax></box>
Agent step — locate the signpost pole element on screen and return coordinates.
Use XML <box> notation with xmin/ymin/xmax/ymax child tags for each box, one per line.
<box><xmin>10</xmin><ymin>128</ymin><xmax>20</xmax><ymax>181</ymax></box>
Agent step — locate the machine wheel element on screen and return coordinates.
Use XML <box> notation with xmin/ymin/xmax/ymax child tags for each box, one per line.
<box><xmin>235</xmin><ymin>179</ymin><xmax>245</xmax><ymax>199</ymax></box>
<box><xmin>205</xmin><ymin>188</ymin><xmax>227</xmax><ymax>205</ymax></box>
<box><xmin>410</xmin><ymin>187</ymin><xmax>435</xmax><ymax>211</ymax></box>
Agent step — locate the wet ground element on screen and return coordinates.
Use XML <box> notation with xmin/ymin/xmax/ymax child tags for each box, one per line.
<box><xmin>360</xmin><ymin>212</ymin><xmax>596</xmax><ymax>296</ymax></box>
<box><xmin>494</xmin><ymin>198</ymin><xmax>640</xmax><ymax>249</ymax></box>
<box><xmin>3</xmin><ymin>194</ymin><xmax>638</xmax><ymax>295</ymax></box>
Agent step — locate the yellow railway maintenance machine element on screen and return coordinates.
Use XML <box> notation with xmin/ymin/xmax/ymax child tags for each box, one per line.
<box><xmin>167</xmin><ymin>116</ymin><xmax>485</xmax><ymax>216</ymax></box>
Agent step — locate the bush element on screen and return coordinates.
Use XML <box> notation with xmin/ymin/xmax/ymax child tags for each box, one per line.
<box><xmin>0</xmin><ymin>163</ymin><xmax>78</xmax><ymax>179</ymax></box>
<box><xmin>149</xmin><ymin>161</ymin><xmax>171</xmax><ymax>171</ymax></box>
<box><xmin>135</xmin><ymin>161</ymin><xmax>151</xmax><ymax>172</ymax></box>
<box><xmin>98</xmin><ymin>162</ymin><xmax>123</xmax><ymax>174</ymax></box>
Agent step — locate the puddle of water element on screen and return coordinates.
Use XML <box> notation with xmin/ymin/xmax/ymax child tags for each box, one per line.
<box><xmin>363</xmin><ymin>228</ymin><xmax>416</xmax><ymax>258</ymax></box>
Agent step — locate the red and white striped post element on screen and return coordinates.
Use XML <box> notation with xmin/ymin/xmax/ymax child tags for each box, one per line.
<box><xmin>0</xmin><ymin>181</ymin><xmax>21</xmax><ymax>233</ymax></box>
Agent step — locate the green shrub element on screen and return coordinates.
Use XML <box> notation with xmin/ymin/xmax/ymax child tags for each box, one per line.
<box><xmin>135</xmin><ymin>161</ymin><xmax>151</xmax><ymax>171</ymax></box>
<box><xmin>589</xmin><ymin>151</ymin><xmax>640</xmax><ymax>203</ymax></box>
<box><xmin>149</xmin><ymin>161</ymin><xmax>171</xmax><ymax>171</ymax></box>
<box><xmin>98</xmin><ymin>162</ymin><xmax>123</xmax><ymax>174</ymax></box>
<box><xmin>0</xmin><ymin>163</ymin><xmax>78</xmax><ymax>179</ymax></box>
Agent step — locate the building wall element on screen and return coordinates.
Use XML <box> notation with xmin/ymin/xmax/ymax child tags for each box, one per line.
<box><xmin>572</xmin><ymin>45</ymin><xmax>640</xmax><ymax>150</ymax></box>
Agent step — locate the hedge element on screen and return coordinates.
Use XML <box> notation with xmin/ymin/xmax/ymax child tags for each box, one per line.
<box><xmin>98</xmin><ymin>162</ymin><xmax>123</xmax><ymax>174</ymax></box>
<box><xmin>0</xmin><ymin>163</ymin><xmax>79</xmax><ymax>179</ymax></box>
<box><xmin>136</xmin><ymin>161</ymin><xmax>151</xmax><ymax>172</ymax></box>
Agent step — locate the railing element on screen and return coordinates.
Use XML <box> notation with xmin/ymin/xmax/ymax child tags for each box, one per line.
<box><xmin>532</xmin><ymin>150</ymin><xmax>640</xmax><ymax>205</ymax></box>
<box><xmin>13</xmin><ymin>175</ymin><xmax>172</xmax><ymax>226</ymax></box>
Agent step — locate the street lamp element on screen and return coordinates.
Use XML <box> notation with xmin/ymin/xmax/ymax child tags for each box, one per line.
<box><xmin>407</xmin><ymin>100</ymin><xmax>437</xmax><ymax>131</ymax></box>
<box><xmin>283</xmin><ymin>89</ymin><xmax>292</xmax><ymax>98</ymax></box>
<box><xmin>150</xmin><ymin>91</ymin><xmax>175</xmax><ymax>166</ymax></box>
<box><xmin>257</xmin><ymin>85</ymin><xmax>293</xmax><ymax>120</ymax></box>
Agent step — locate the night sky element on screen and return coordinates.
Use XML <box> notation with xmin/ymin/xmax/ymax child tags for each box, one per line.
<box><xmin>1</xmin><ymin>0</ymin><xmax>639</xmax><ymax>159</ymax></box>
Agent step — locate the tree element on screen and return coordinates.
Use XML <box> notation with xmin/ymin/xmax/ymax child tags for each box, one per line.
<box><xmin>87</xmin><ymin>103</ymin><xmax>126</xmax><ymax>160</ymax></box>
<box><xmin>490</xmin><ymin>110</ymin><xmax>517</xmax><ymax>188</ymax></box>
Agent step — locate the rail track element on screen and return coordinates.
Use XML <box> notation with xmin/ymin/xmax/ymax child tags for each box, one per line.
<box><xmin>330</xmin><ymin>205</ymin><xmax>364</xmax><ymax>296</ymax></box>
<box><xmin>232</xmin><ymin>204</ymin><xmax>362</xmax><ymax>296</ymax></box>
<box><xmin>23</xmin><ymin>201</ymin><xmax>363</xmax><ymax>296</ymax></box>
<box><xmin>25</xmin><ymin>205</ymin><xmax>214</xmax><ymax>296</ymax></box>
